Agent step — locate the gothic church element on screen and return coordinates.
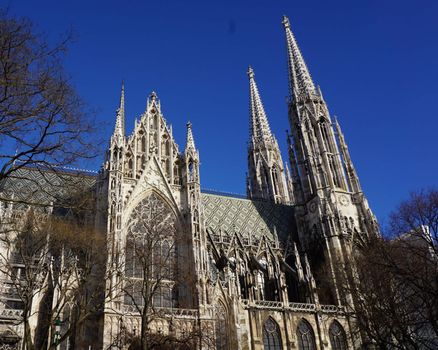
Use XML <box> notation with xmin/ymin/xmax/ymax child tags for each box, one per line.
<box><xmin>0</xmin><ymin>16</ymin><xmax>379</xmax><ymax>349</ymax></box>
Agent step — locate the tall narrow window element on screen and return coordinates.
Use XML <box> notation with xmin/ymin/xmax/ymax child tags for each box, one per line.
<box><xmin>263</xmin><ymin>317</ymin><xmax>282</xmax><ymax>350</ymax></box>
<box><xmin>141</xmin><ymin>135</ymin><xmax>146</xmax><ymax>152</ymax></box>
<box><xmin>215</xmin><ymin>304</ymin><xmax>229</xmax><ymax>350</ymax></box>
<box><xmin>188</xmin><ymin>161</ymin><xmax>195</xmax><ymax>182</ymax></box>
<box><xmin>329</xmin><ymin>321</ymin><xmax>347</xmax><ymax>350</ymax></box>
<box><xmin>297</xmin><ymin>319</ymin><xmax>316</xmax><ymax>350</ymax></box>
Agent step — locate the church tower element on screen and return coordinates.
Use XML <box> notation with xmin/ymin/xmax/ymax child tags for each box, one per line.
<box><xmin>246</xmin><ymin>67</ymin><xmax>290</xmax><ymax>204</ymax></box>
<box><xmin>282</xmin><ymin>16</ymin><xmax>379</xmax><ymax>304</ymax></box>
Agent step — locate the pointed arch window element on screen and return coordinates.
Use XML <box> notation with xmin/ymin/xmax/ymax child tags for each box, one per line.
<box><xmin>215</xmin><ymin>304</ymin><xmax>229</xmax><ymax>350</ymax></box>
<box><xmin>126</xmin><ymin>155</ymin><xmax>133</xmax><ymax>178</ymax></box>
<box><xmin>297</xmin><ymin>319</ymin><xmax>316</xmax><ymax>350</ymax></box>
<box><xmin>123</xmin><ymin>194</ymin><xmax>177</xmax><ymax>308</ymax></box>
<box><xmin>329</xmin><ymin>321</ymin><xmax>347</xmax><ymax>350</ymax></box>
<box><xmin>271</xmin><ymin>166</ymin><xmax>280</xmax><ymax>196</ymax></box>
<box><xmin>141</xmin><ymin>135</ymin><xmax>146</xmax><ymax>152</ymax></box>
<box><xmin>188</xmin><ymin>160</ymin><xmax>195</xmax><ymax>182</ymax></box>
<box><xmin>263</xmin><ymin>317</ymin><xmax>282</xmax><ymax>350</ymax></box>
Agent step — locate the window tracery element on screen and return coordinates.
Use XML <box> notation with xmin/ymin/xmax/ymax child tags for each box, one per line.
<box><xmin>215</xmin><ymin>303</ymin><xmax>229</xmax><ymax>350</ymax></box>
<box><xmin>123</xmin><ymin>194</ymin><xmax>177</xmax><ymax>308</ymax></box>
<box><xmin>263</xmin><ymin>317</ymin><xmax>282</xmax><ymax>350</ymax></box>
<box><xmin>297</xmin><ymin>319</ymin><xmax>316</xmax><ymax>350</ymax></box>
<box><xmin>329</xmin><ymin>321</ymin><xmax>347</xmax><ymax>350</ymax></box>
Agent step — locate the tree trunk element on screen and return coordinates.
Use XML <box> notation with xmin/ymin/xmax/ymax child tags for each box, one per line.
<box><xmin>141</xmin><ymin>308</ymin><xmax>149</xmax><ymax>350</ymax></box>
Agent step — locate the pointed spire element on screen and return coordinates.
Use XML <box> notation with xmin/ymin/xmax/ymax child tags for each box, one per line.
<box><xmin>248</xmin><ymin>66</ymin><xmax>273</xmax><ymax>144</ymax></box>
<box><xmin>114</xmin><ymin>82</ymin><xmax>125</xmax><ymax>137</ymax></box>
<box><xmin>282</xmin><ymin>16</ymin><xmax>316</xmax><ymax>98</ymax></box>
<box><xmin>185</xmin><ymin>121</ymin><xmax>196</xmax><ymax>151</ymax></box>
<box><xmin>334</xmin><ymin>117</ymin><xmax>362</xmax><ymax>193</ymax></box>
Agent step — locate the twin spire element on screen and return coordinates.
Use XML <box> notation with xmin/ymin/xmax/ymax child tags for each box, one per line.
<box><xmin>248</xmin><ymin>67</ymin><xmax>273</xmax><ymax>144</ymax></box>
<box><xmin>282</xmin><ymin>15</ymin><xmax>316</xmax><ymax>98</ymax></box>
<box><xmin>248</xmin><ymin>15</ymin><xmax>318</xmax><ymax>145</ymax></box>
<box><xmin>112</xmin><ymin>16</ymin><xmax>317</xmax><ymax>159</ymax></box>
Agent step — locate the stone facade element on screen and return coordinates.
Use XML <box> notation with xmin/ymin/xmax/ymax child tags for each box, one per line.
<box><xmin>0</xmin><ymin>15</ymin><xmax>379</xmax><ymax>350</ymax></box>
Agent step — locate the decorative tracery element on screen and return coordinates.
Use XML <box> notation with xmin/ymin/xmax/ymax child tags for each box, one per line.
<box><xmin>123</xmin><ymin>193</ymin><xmax>177</xmax><ymax>309</ymax></box>
<box><xmin>296</xmin><ymin>319</ymin><xmax>316</xmax><ymax>350</ymax></box>
<box><xmin>215</xmin><ymin>303</ymin><xmax>229</xmax><ymax>350</ymax></box>
<box><xmin>329</xmin><ymin>320</ymin><xmax>347</xmax><ymax>350</ymax></box>
<box><xmin>263</xmin><ymin>317</ymin><xmax>282</xmax><ymax>350</ymax></box>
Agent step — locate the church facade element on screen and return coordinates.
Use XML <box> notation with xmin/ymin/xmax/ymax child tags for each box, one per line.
<box><xmin>0</xmin><ymin>16</ymin><xmax>379</xmax><ymax>350</ymax></box>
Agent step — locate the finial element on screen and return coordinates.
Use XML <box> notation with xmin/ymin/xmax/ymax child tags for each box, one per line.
<box><xmin>247</xmin><ymin>66</ymin><xmax>255</xmax><ymax>78</ymax></box>
<box><xmin>150</xmin><ymin>91</ymin><xmax>157</xmax><ymax>101</ymax></box>
<box><xmin>282</xmin><ymin>15</ymin><xmax>290</xmax><ymax>28</ymax></box>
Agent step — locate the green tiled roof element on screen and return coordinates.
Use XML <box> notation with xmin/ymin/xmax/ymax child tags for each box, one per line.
<box><xmin>201</xmin><ymin>192</ymin><xmax>296</xmax><ymax>241</ymax></box>
<box><xmin>0</xmin><ymin>166</ymin><xmax>97</xmax><ymax>206</ymax></box>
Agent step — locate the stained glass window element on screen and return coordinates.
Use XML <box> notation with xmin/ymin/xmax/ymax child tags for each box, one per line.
<box><xmin>329</xmin><ymin>321</ymin><xmax>347</xmax><ymax>350</ymax></box>
<box><xmin>297</xmin><ymin>319</ymin><xmax>316</xmax><ymax>350</ymax></box>
<box><xmin>263</xmin><ymin>317</ymin><xmax>282</xmax><ymax>350</ymax></box>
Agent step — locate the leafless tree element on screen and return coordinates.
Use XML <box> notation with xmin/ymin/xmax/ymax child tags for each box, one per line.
<box><xmin>0</xmin><ymin>8</ymin><xmax>99</xmax><ymax>199</ymax></box>
<box><xmin>332</xmin><ymin>189</ymin><xmax>438</xmax><ymax>349</ymax></box>
<box><xmin>0</xmin><ymin>190</ymin><xmax>111</xmax><ymax>350</ymax></box>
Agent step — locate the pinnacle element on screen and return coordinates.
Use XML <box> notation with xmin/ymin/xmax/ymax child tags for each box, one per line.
<box><xmin>186</xmin><ymin>121</ymin><xmax>196</xmax><ymax>151</ymax></box>
<box><xmin>113</xmin><ymin>81</ymin><xmax>125</xmax><ymax>139</ymax></box>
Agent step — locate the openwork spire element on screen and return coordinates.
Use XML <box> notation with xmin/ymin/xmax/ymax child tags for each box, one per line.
<box><xmin>282</xmin><ymin>16</ymin><xmax>316</xmax><ymax>97</ymax></box>
<box><xmin>114</xmin><ymin>82</ymin><xmax>125</xmax><ymax>137</ymax></box>
<box><xmin>248</xmin><ymin>66</ymin><xmax>273</xmax><ymax>143</ymax></box>
<box><xmin>185</xmin><ymin>121</ymin><xmax>196</xmax><ymax>151</ymax></box>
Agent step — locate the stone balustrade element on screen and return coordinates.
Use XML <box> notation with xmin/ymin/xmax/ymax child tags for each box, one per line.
<box><xmin>0</xmin><ymin>308</ymin><xmax>22</xmax><ymax>319</ymax></box>
<box><xmin>119</xmin><ymin>305</ymin><xmax>199</xmax><ymax>319</ymax></box>
<box><xmin>240</xmin><ymin>299</ymin><xmax>344</xmax><ymax>314</ymax></box>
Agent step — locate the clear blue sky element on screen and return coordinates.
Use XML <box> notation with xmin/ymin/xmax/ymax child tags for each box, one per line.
<box><xmin>6</xmin><ymin>0</ymin><xmax>438</xmax><ymax>224</ymax></box>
